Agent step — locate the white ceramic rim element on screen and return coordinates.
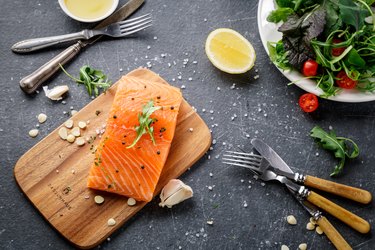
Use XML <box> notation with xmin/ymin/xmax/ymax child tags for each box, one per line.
<box><xmin>58</xmin><ymin>0</ymin><xmax>119</xmax><ymax>23</ymax></box>
<box><xmin>257</xmin><ymin>0</ymin><xmax>375</xmax><ymax>103</ymax></box>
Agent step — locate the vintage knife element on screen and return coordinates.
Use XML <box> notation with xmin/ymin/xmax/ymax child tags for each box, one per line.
<box><xmin>289</xmin><ymin>189</ymin><xmax>352</xmax><ymax>250</ymax></box>
<box><xmin>251</xmin><ymin>138</ymin><xmax>372</xmax><ymax>204</ymax></box>
<box><xmin>250</xmin><ymin>138</ymin><xmax>371</xmax><ymax>234</ymax></box>
<box><xmin>19</xmin><ymin>0</ymin><xmax>144</xmax><ymax>94</ymax></box>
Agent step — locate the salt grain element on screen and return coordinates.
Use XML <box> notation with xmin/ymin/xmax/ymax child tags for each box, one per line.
<box><xmin>94</xmin><ymin>195</ymin><xmax>105</xmax><ymax>204</ymax></box>
<box><xmin>37</xmin><ymin>113</ymin><xmax>47</xmax><ymax>123</ymax></box>
<box><xmin>107</xmin><ymin>218</ymin><xmax>116</xmax><ymax>226</ymax></box>
<box><xmin>28</xmin><ymin>129</ymin><xmax>39</xmax><ymax>138</ymax></box>
<box><xmin>127</xmin><ymin>198</ymin><xmax>136</xmax><ymax>206</ymax></box>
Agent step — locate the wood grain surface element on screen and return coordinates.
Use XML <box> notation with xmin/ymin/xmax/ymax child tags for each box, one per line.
<box><xmin>14</xmin><ymin>68</ymin><xmax>212</xmax><ymax>249</ymax></box>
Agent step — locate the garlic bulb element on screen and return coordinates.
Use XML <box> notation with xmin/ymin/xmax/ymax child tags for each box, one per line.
<box><xmin>43</xmin><ymin>85</ymin><xmax>69</xmax><ymax>100</ymax></box>
<box><xmin>159</xmin><ymin>179</ymin><xmax>193</xmax><ymax>208</ymax></box>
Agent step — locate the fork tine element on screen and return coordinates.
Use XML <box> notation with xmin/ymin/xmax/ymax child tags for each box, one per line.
<box><xmin>119</xmin><ymin>13</ymin><xmax>152</xmax><ymax>25</ymax></box>
<box><xmin>120</xmin><ymin>16</ymin><xmax>152</xmax><ymax>28</ymax></box>
<box><xmin>120</xmin><ymin>20</ymin><xmax>152</xmax><ymax>33</ymax></box>
<box><xmin>226</xmin><ymin>151</ymin><xmax>263</xmax><ymax>159</ymax></box>
<box><xmin>222</xmin><ymin>158</ymin><xmax>261</xmax><ymax>169</ymax></box>
<box><xmin>222</xmin><ymin>161</ymin><xmax>261</xmax><ymax>172</ymax></box>
<box><xmin>223</xmin><ymin>153</ymin><xmax>262</xmax><ymax>164</ymax></box>
<box><xmin>120</xmin><ymin>24</ymin><xmax>152</xmax><ymax>36</ymax></box>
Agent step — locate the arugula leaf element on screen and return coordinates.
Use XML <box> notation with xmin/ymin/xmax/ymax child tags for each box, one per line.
<box><xmin>267</xmin><ymin>7</ymin><xmax>294</xmax><ymax>23</ymax></box>
<box><xmin>338</xmin><ymin>0</ymin><xmax>368</xmax><ymax>31</ymax></box>
<box><xmin>60</xmin><ymin>64</ymin><xmax>111</xmax><ymax>97</ymax></box>
<box><xmin>127</xmin><ymin>100</ymin><xmax>161</xmax><ymax>148</ymax></box>
<box><xmin>278</xmin><ymin>7</ymin><xmax>326</xmax><ymax>69</ymax></box>
<box><xmin>344</xmin><ymin>48</ymin><xmax>366</xmax><ymax>68</ymax></box>
<box><xmin>310</xmin><ymin>126</ymin><xmax>359</xmax><ymax>176</ymax></box>
<box><xmin>267</xmin><ymin>41</ymin><xmax>291</xmax><ymax>70</ymax></box>
<box><xmin>276</xmin><ymin>0</ymin><xmax>295</xmax><ymax>8</ymax></box>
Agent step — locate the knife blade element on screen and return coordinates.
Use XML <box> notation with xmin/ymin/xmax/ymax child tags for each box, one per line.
<box><xmin>288</xmin><ymin>187</ymin><xmax>353</xmax><ymax>250</ymax></box>
<box><xmin>19</xmin><ymin>0</ymin><xmax>144</xmax><ymax>94</ymax></box>
<box><xmin>251</xmin><ymin>138</ymin><xmax>372</xmax><ymax>204</ymax></box>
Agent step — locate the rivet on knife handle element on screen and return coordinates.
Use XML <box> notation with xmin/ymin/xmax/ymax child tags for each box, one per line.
<box><xmin>316</xmin><ymin>216</ymin><xmax>352</xmax><ymax>250</ymax></box>
<box><xmin>307</xmin><ymin>191</ymin><xmax>370</xmax><ymax>234</ymax></box>
<box><xmin>304</xmin><ymin>175</ymin><xmax>372</xmax><ymax>204</ymax></box>
<box><xmin>19</xmin><ymin>42</ymin><xmax>83</xmax><ymax>94</ymax></box>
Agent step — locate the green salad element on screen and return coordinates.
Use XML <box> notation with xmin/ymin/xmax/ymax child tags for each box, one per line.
<box><xmin>267</xmin><ymin>0</ymin><xmax>375</xmax><ymax>97</ymax></box>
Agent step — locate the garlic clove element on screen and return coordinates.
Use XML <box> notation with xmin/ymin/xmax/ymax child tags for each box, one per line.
<box><xmin>159</xmin><ymin>179</ymin><xmax>193</xmax><ymax>208</ymax></box>
<box><xmin>43</xmin><ymin>85</ymin><xmax>69</xmax><ymax>101</ymax></box>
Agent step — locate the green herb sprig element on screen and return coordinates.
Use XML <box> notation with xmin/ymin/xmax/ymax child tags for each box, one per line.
<box><xmin>127</xmin><ymin>100</ymin><xmax>161</xmax><ymax>149</ymax></box>
<box><xmin>310</xmin><ymin>126</ymin><xmax>359</xmax><ymax>176</ymax></box>
<box><xmin>60</xmin><ymin>64</ymin><xmax>111</xmax><ymax>97</ymax></box>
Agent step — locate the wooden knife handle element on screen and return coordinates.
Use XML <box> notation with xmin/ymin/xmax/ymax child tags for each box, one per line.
<box><xmin>307</xmin><ymin>191</ymin><xmax>370</xmax><ymax>234</ymax></box>
<box><xmin>316</xmin><ymin>216</ymin><xmax>352</xmax><ymax>250</ymax></box>
<box><xmin>19</xmin><ymin>42</ymin><xmax>83</xmax><ymax>94</ymax></box>
<box><xmin>305</xmin><ymin>175</ymin><xmax>372</xmax><ymax>204</ymax></box>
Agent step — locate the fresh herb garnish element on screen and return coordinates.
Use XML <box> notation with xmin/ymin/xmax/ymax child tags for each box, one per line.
<box><xmin>310</xmin><ymin>126</ymin><xmax>359</xmax><ymax>176</ymax></box>
<box><xmin>60</xmin><ymin>64</ymin><xmax>111</xmax><ymax>97</ymax></box>
<box><xmin>127</xmin><ymin>100</ymin><xmax>161</xmax><ymax>149</ymax></box>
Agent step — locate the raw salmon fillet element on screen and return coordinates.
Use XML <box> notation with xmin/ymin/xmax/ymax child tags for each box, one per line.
<box><xmin>87</xmin><ymin>71</ymin><xmax>183</xmax><ymax>201</ymax></box>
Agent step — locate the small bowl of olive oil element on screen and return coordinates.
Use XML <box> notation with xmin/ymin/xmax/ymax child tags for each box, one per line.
<box><xmin>58</xmin><ymin>0</ymin><xmax>119</xmax><ymax>23</ymax></box>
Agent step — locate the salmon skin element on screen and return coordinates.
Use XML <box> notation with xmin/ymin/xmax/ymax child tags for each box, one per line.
<box><xmin>87</xmin><ymin>71</ymin><xmax>182</xmax><ymax>201</ymax></box>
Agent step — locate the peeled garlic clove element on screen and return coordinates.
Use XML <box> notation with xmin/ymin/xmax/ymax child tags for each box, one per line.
<box><xmin>43</xmin><ymin>85</ymin><xmax>69</xmax><ymax>101</ymax></box>
<box><xmin>159</xmin><ymin>179</ymin><xmax>193</xmax><ymax>208</ymax></box>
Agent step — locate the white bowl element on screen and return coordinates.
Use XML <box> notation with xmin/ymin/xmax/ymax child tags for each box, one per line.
<box><xmin>58</xmin><ymin>0</ymin><xmax>119</xmax><ymax>23</ymax></box>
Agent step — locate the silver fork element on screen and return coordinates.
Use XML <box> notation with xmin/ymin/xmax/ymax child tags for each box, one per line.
<box><xmin>222</xmin><ymin>150</ymin><xmax>371</xmax><ymax>234</ymax></box>
<box><xmin>12</xmin><ymin>13</ymin><xmax>152</xmax><ymax>53</ymax></box>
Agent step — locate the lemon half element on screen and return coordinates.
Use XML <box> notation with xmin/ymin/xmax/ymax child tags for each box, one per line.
<box><xmin>205</xmin><ymin>28</ymin><xmax>256</xmax><ymax>74</ymax></box>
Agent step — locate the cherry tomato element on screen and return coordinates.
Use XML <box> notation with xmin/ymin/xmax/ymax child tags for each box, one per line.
<box><xmin>332</xmin><ymin>38</ymin><xmax>346</xmax><ymax>57</ymax></box>
<box><xmin>302</xmin><ymin>59</ymin><xmax>319</xmax><ymax>77</ymax></box>
<box><xmin>335</xmin><ymin>70</ymin><xmax>357</xmax><ymax>89</ymax></box>
<box><xmin>298</xmin><ymin>93</ymin><xmax>319</xmax><ymax>113</ymax></box>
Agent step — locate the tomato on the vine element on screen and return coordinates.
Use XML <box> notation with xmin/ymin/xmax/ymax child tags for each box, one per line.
<box><xmin>302</xmin><ymin>59</ymin><xmax>319</xmax><ymax>77</ymax></box>
<box><xmin>335</xmin><ymin>70</ymin><xmax>357</xmax><ymax>89</ymax></box>
<box><xmin>298</xmin><ymin>93</ymin><xmax>319</xmax><ymax>113</ymax></box>
<box><xmin>332</xmin><ymin>38</ymin><xmax>346</xmax><ymax>57</ymax></box>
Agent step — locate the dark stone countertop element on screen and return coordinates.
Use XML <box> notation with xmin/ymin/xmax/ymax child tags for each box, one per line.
<box><xmin>0</xmin><ymin>0</ymin><xmax>374</xmax><ymax>249</ymax></box>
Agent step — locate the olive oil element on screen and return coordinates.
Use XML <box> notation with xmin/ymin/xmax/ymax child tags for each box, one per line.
<box><xmin>64</xmin><ymin>0</ymin><xmax>114</xmax><ymax>20</ymax></box>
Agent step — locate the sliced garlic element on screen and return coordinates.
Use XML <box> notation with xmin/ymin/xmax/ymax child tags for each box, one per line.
<box><xmin>316</xmin><ymin>226</ymin><xmax>324</xmax><ymax>235</ymax></box>
<box><xmin>66</xmin><ymin>134</ymin><xmax>75</xmax><ymax>143</ymax></box>
<box><xmin>78</xmin><ymin>121</ymin><xmax>87</xmax><ymax>129</ymax></box>
<box><xmin>306</xmin><ymin>222</ymin><xmax>315</xmax><ymax>231</ymax></box>
<box><xmin>298</xmin><ymin>243</ymin><xmax>307</xmax><ymax>250</ymax></box>
<box><xmin>286</xmin><ymin>215</ymin><xmax>297</xmax><ymax>225</ymax></box>
<box><xmin>127</xmin><ymin>198</ymin><xmax>136</xmax><ymax>206</ymax></box>
<box><xmin>58</xmin><ymin>127</ymin><xmax>68</xmax><ymax>140</ymax></box>
<box><xmin>37</xmin><ymin>113</ymin><xmax>47</xmax><ymax>123</ymax></box>
<box><xmin>28</xmin><ymin>129</ymin><xmax>39</xmax><ymax>138</ymax></box>
<box><xmin>281</xmin><ymin>245</ymin><xmax>289</xmax><ymax>250</ymax></box>
<box><xmin>71</xmin><ymin>127</ymin><xmax>81</xmax><ymax>137</ymax></box>
<box><xmin>43</xmin><ymin>85</ymin><xmax>69</xmax><ymax>101</ymax></box>
<box><xmin>64</xmin><ymin>119</ymin><xmax>74</xmax><ymax>128</ymax></box>
<box><xmin>75</xmin><ymin>137</ymin><xmax>85</xmax><ymax>146</ymax></box>
<box><xmin>159</xmin><ymin>179</ymin><xmax>193</xmax><ymax>208</ymax></box>
<box><xmin>107</xmin><ymin>218</ymin><xmax>116</xmax><ymax>226</ymax></box>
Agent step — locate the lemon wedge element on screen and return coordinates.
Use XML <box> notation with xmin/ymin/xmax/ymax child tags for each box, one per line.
<box><xmin>205</xmin><ymin>28</ymin><xmax>256</xmax><ymax>74</ymax></box>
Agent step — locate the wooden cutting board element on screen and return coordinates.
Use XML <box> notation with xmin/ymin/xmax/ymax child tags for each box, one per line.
<box><xmin>14</xmin><ymin>68</ymin><xmax>211</xmax><ymax>249</ymax></box>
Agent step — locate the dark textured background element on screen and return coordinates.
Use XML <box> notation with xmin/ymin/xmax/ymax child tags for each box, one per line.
<box><xmin>0</xmin><ymin>0</ymin><xmax>374</xmax><ymax>249</ymax></box>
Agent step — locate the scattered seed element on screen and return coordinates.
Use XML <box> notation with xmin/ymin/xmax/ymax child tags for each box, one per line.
<box><xmin>298</xmin><ymin>243</ymin><xmax>307</xmax><ymax>250</ymax></box>
<box><xmin>76</xmin><ymin>137</ymin><xmax>85</xmax><ymax>146</ymax></box>
<box><xmin>78</xmin><ymin>121</ymin><xmax>87</xmax><ymax>129</ymax></box>
<box><xmin>64</xmin><ymin>119</ymin><xmax>74</xmax><ymax>128</ymax></box>
<box><xmin>306</xmin><ymin>222</ymin><xmax>315</xmax><ymax>231</ymax></box>
<box><xmin>28</xmin><ymin>129</ymin><xmax>39</xmax><ymax>138</ymax></box>
<box><xmin>315</xmin><ymin>226</ymin><xmax>323</xmax><ymax>235</ymax></box>
<box><xmin>37</xmin><ymin>113</ymin><xmax>47</xmax><ymax>123</ymax></box>
<box><xmin>107</xmin><ymin>218</ymin><xmax>116</xmax><ymax>226</ymax></box>
<box><xmin>127</xmin><ymin>197</ymin><xmax>136</xmax><ymax>206</ymax></box>
<box><xmin>66</xmin><ymin>134</ymin><xmax>75</xmax><ymax>143</ymax></box>
<box><xmin>281</xmin><ymin>245</ymin><xmax>289</xmax><ymax>250</ymax></box>
<box><xmin>71</xmin><ymin>127</ymin><xmax>81</xmax><ymax>137</ymax></box>
<box><xmin>94</xmin><ymin>195</ymin><xmax>105</xmax><ymax>204</ymax></box>
<box><xmin>58</xmin><ymin>127</ymin><xmax>68</xmax><ymax>140</ymax></box>
<box><xmin>286</xmin><ymin>215</ymin><xmax>297</xmax><ymax>225</ymax></box>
